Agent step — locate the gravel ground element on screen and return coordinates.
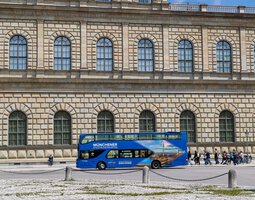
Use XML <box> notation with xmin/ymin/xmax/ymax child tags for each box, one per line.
<box><xmin>0</xmin><ymin>178</ymin><xmax>255</xmax><ymax>200</ymax></box>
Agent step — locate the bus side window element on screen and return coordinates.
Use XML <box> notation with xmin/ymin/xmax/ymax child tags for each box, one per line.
<box><xmin>81</xmin><ymin>135</ymin><xmax>94</xmax><ymax>144</ymax></box>
<box><xmin>153</xmin><ymin>134</ymin><xmax>165</xmax><ymax>140</ymax></box>
<box><xmin>140</xmin><ymin>150</ymin><xmax>146</xmax><ymax>158</ymax></box>
<box><xmin>107</xmin><ymin>150</ymin><xmax>119</xmax><ymax>158</ymax></box>
<box><xmin>80</xmin><ymin>151</ymin><xmax>89</xmax><ymax>159</ymax></box>
<box><xmin>119</xmin><ymin>150</ymin><xmax>133</xmax><ymax>158</ymax></box>
<box><xmin>134</xmin><ymin>150</ymin><xmax>140</xmax><ymax>158</ymax></box>
<box><xmin>124</xmin><ymin>134</ymin><xmax>138</xmax><ymax>140</ymax></box>
<box><xmin>167</xmin><ymin>134</ymin><xmax>181</xmax><ymax>140</ymax></box>
<box><xmin>147</xmin><ymin>150</ymin><xmax>153</xmax><ymax>157</ymax></box>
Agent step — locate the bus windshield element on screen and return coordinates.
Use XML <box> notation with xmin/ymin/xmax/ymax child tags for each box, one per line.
<box><xmin>76</xmin><ymin>131</ymin><xmax>187</xmax><ymax>170</ymax></box>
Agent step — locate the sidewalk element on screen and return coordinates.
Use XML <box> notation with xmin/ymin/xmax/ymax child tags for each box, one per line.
<box><xmin>187</xmin><ymin>159</ymin><xmax>255</xmax><ymax>167</ymax></box>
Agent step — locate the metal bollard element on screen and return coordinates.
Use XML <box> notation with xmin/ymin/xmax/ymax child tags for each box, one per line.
<box><xmin>228</xmin><ymin>169</ymin><xmax>237</xmax><ymax>188</ymax></box>
<box><xmin>142</xmin><ymin>166</ymin><xmax>150</xmax><ymax>184</ymax></box>
<box><xmin>65</xmin><ymin>166</ymin><xmax>72</xmax><ymax>181</ymax></box>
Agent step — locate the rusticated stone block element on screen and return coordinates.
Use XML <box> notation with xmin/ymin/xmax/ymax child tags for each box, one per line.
<box><xmin>221</xmin><ymin>147</ymin><xmax>229</xmax><ymax>153</ymax></box>
<box><xmin>198</xmin><ymin>147</ymin><xmax>205</xmax><ymax>154</ymax></box>
<box><xmin>54</xmin><ymin>149</ymin><xmax>63</xmax><ymax>158</ymax></box>
<box><xmin>27</xmin><ymin>150</ymin><xmax>35</xmax><ymax>158</ymax></box>
<box><xmin>36</xmin><ymin>150</ymin><xmax>45</xmax><ymax>158</ymax></box>
<box><xmin>45</xmin><ymin>150</ymin><xmax>54</xmax><ymax>157</ymax></box>
<box><xmin>63</xmin><ymin>149</ymin><xmax>71</xmax><ymax>157</ymax></box>
<box><xmin>72</xmin><ymin>149</ymin><xmax>77</xmax><ymax>157</ymax></box>
<box><xmin>17</xmin><ymin>150</ymin><xmax>26</xmax><ymax>158</ymax></box>
<box><xmin>189</xmin><ymin>147</ymin><xmax>197</xmax><ymax>154</ymax></box>
<box><xmin>0</xmin><ymin>150</ymin><xmax>8</xmax><ymax>159</ymax></box>
<box><xmin>9</xmin><ymin>150</ymin><xmax>17</xmax><ymax>159</ymax></box>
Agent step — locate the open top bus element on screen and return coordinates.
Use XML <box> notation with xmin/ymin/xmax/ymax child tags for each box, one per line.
<box><xmin>76</xmin><ymin>131</ymin><xmax>187</xmax><ymax>170</ymax></box>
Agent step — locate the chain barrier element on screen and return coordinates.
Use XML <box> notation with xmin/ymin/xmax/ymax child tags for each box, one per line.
<box><xmin>150</xmin><ymin>170</ymin><xmax>228</xmax><ymax>182</ymax></box>
<box><xmin>0</xmin><ymin>167</ymin><xmax>65</xmax><ymax>175</ymax></box>
<box><xmin>73</xmin><ymin>168</ymin><xmax>142</xmax><ymax>175</ymax></box>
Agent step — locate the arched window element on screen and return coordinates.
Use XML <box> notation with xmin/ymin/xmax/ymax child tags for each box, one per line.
<box><xmin>9</xmin><ymin>111</ymin><xmax>27</xmax><ymax>146</ymax></box>
<box><xmin>139</xmin><ymin>110</ymin><xmax>155</xmax><ymax>132</ymax></box>
<box><xmin>216</xmin><ymin>40</ymin><xmax>232</xmax><ymax>73</ymax></box>
<box><xmin>54</xmin><ymin>111</ymin><xmax>71</xmax><ymax>145</ymax></box>
<box><xmin>97</xmin><ymin>110</ymin><xmax>114</xmax><ymax>133</ymax></box>
<box><xmin>54</xmin><ymin>36</ymin><xmax>71</xmax><ymax>70</ymax></box>
<box><xmin>9</xmin><ymin>35</ymin><xmax>27</xmax><ymax>70</ymax></box>
<box><xmin>138</xmin><ymin>39</ymin><xmax>154</xmax><ymax>72</ymax></box>
<box><xmin>180</xmin><ymin>110</ymin><xmax>196</xmax><ymax>143</ymax></box>
<box><xmin>219</xmin><ymin>110</ymin><xmax>234</xmax><ymax>142</ymax></box>
<box><xmin>96</xmin><ymin>38</ymin><xmax>113</xmax><ymax>71</ymax></box>
<box><xmin>178</xmin><ymin>40</ymin><xmax>193</xmax><ymax>72</ymax></box>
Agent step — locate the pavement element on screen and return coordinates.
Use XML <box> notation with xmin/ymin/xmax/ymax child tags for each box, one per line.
<box><xmin>0</xmin><ymin>160</ymin><xmax>254</xmax><ymax>199</ymax></box>
<box><xmin>0</xmin><ymin>158</ymin><xmax>254</xmax><ymax>170</ymax></box>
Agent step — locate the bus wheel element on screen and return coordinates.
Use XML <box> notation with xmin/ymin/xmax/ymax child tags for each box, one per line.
<box><xmin>151</xmin><ymin>160</ymin><xmax>161</xmax><ymax>169</ymax></box>
<box><xmin>97</xmin><ymin>162</ymin><xmax>106</xmax><ymax>170</ymax></box>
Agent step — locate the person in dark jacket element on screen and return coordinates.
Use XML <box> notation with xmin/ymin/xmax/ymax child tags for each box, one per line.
<box><xmin>214</xmin><ymin>148</ymin><xmax>219</xmax><ymax>164</ymax></box>
<box><xmin>205</xmin><ymin>151</ymin><xmax>212</xmax><ymax>165</ymax></box>
<box><xmin>48</xmin><ymin>154</ymin><xmax>54</xmax><ymax>166</ymax></box>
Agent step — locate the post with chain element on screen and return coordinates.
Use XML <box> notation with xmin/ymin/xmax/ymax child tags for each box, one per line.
<box><xmin>142</xmin><ymin>166</ymin><xmax>150</xmax><ymax>184</ymax></box>
<box><xmin>65</xmin><ymin>166</ymin><xmax>72</xmax><ymax>181</ymax></box>
<box><xmin>228</xmin><ymin>169</ymin><xmax>237</xmax><ymax>188</ymax></box>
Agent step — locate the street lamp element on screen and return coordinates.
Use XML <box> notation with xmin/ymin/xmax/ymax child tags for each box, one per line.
<box><xmin>245</xmin><ymin>130</ymin><xmax>249</xmax><ymax>154</ymax></box>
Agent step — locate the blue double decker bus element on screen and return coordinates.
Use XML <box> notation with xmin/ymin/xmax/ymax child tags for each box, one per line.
<box><xmin>76</xmin><ymin>131</ymin><xmax>187</xmax><ymax>170</ymax></box>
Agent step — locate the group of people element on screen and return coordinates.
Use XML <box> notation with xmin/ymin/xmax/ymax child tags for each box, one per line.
<box><xmin>187</xmin><ymin>149</ymin><xmax>252</xmax><ymax>165</ymax></box>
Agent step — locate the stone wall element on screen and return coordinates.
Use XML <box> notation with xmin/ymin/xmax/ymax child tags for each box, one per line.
<box><xmin>0</xmin><ymin>90</ymin><xmax>255</xmax><ymax>160</ymax></box>
<box><xmin>0</xmin><ymin>2</ymin><xmax>254</xmax><ymax>161</ymax></box>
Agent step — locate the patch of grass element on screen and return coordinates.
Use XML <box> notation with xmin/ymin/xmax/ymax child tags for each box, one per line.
<box><xmin>143</xmin><ymin>185</ymin><xmax>185</xmax><ymax>190</ymax></box>
<box><xmin>51</xmin><ymin>184</ymin><xmax>67</xmax><ymax>188</ymax></box>
<box><xmin>207</xmin><ymin>189</ymin><xmax>250</xmax><ymax>196</ymax></box>
<box><xmin>4</xmin><ymin>194</ymin><xmax>12</xmax><ymax>196</ymax></box>
<box><xmin>64</xmin><ymin>178</ymin><xmax>76</xmax><ymax>182</ymax></box>
<box><xmin>86</xmin><ymin>191</ymin><xmax>184</xmax><ymax>196</ymax></box>
<box><xmin>15</xmin><ymin>192</ymin><xmax>46</xmax><ymax>197</ymax></box>
<box><xmin>201</xmin><ymin>185</ymin><xmax>217</xmax><ymax>190</ymax></box>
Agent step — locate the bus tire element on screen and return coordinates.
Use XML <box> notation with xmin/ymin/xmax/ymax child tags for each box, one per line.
<box><xmin>151</xmin><ymin>160</ymin><xmax>161</xmax><ymax>169</ymax></box>
<box><xmin>97</xmin><ymin>161</ymin><xmax>106</xmax><ymax>170</ymax></box>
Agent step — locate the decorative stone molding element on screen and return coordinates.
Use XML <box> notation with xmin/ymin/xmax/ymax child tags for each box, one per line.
<box><xmin>249</xmin><ymin>41</ymin><xmax>255</xmax><ymax>72</ymax></box>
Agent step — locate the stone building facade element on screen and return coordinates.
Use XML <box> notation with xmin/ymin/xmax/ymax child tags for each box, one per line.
<box><xmin>0</xmin><ymin>0</ymin><xmax>255</xmax><ymax>162</ymax></box>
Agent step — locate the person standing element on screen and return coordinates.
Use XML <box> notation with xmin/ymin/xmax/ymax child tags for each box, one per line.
<box><xmin>232</xmin><ymin>149</ymin><xmax>238</xmax><ymax>165</ymax></box>
<box><xmin>48</xmin><ymin>154</ymin><xmax>54</xmax><ymax>166</ymax></box>
<box><xmin>194</xmin><ymin>150</ymin><xmax>198</xmax><ymax>165</ymax></box>
<box><xmin>214</xmin><ymin>148</ymin><xmax>219</xmax><ymax>164</ymax></box>
<box><xmin>187</xmin><ymin>151</ymin><xmax>192</xmax><ymax>165</ymax></box>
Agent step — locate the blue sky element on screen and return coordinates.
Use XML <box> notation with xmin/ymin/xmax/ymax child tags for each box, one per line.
<box><xmin>170</xmin><ymin>0</ymin><xmax>255</xmax><ymax>7</ymax></box>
